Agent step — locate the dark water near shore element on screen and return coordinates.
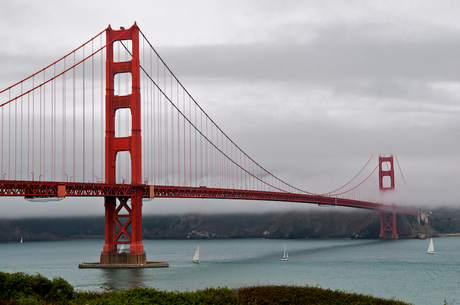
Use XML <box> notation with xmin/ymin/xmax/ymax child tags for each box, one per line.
<box><xmin>1</xmin><ymin>237</ymin><xmax>459</xmax><ymax>305</ymax></box>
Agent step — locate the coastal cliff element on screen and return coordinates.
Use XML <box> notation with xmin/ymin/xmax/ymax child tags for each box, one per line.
<box><xmin>0</xmin><ymin>208</ymin><xmax>445</xmax><ymax>242</ymax></box>
<box><xmin>143</xmin><ymin>209</ymin><xmax>436</xmax><ymax>239</ymax></box>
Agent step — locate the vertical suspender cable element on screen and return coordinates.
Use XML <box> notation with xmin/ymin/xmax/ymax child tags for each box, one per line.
<box><xmin>200</xmin><ymin>105</ymin><xmax>202</xmax><ymax>185</ymax></box>
<box><xmin>177</xmin><ymin>80</ymin><xmax>180</xmax><ymax>185</ymax></box>
<box><xmin>92</xmin><ymin>40</ymin><xmax>95</xmax><ymax>183</ymax></box>
<box><xmin>50</xmin><ymin>65</ymin><xmax>54</xmax><ymax>181</ymax></box>
<box><xmin>0</xmin><ymin>96</ymin><xmax>3</xmax><ymax>179</ymax></box>
<box><xmin>183</xmin><ymin>90</ymin><xmax>186</xmax><ymax>185</ymax></box>
<box><xmin>100</xmin><ymin>34</ymin><xmax>104</xmax><ymax>182</ymax></box>
<box><xmin>82</xmin><ymin>45</ymin><xmax>86</xmax><ymax>182</ymax></box>
<box><xmin>13</xmin><ymin>88</ymin><xmax>17</xmax><ymax>180</ymax></box>
<box><xmin>62</xmin><ymin>58</ymin><xmax>66</xmax><ymax>181</ymax></box>
<box><xmin>171</xmin><ymin>73</ymin><xmax>174</xmax><ymax>185</ymax></box>
<box><xmin>32</xmin><ymin>78</ymin><xmax>34</xmax><ymax>180</ymax></box>
<box><xmin>164</xmin><ymin>65</ymin><xmax>167</xmax><ymax>184</ymax></box>
<box><xmin>189</xmin><ymin>96</ymin><xmax>192</xmax><ymax>186</ymax></box>
<box><xmin>38</xmin><ymin>76</ymin><xmax>42</xmax><ymax>180</ymax></box>
<box><xmin>210</xmin><ymin>122</ymin><xmax>213</xmax><ymax>186</ymax></box>
<box><xmin>19</xmin><ymin>84</ymin><xmax>22</xmax><ymax>180</ymax></box>
<box><xmin>73</xmin><ymin>52</ymin><xmax>76</xmax><ymax>181</ymax></box>
<box><xmin>7</xmin><ymin>93</ymin><xmax>11</xmax><ymax>179</ymax></box>
<box><xmin>195</xmin><ymin>99</ymin><xmax>197</xmax><ymax>186</ymax></box>
<box><xmin>148</xmin><ymin>43</ymin><xmax>151</xmax><ymax>183</ymax></box>
<box><xmin>43</xmin><ymin>71</ymin><xmax>46</xmax><ymax>180</ymax></box>
<box><xmin>52</xmin><ymin>64</ymin><xmax>56</xmax><ymax>181</ymax></box>
<box><xmin>153</xmin><ymin>50</ymin><xmax>155</xmax><ymax>183</ymax></box>
<box><xmin>152</xmin><ymin>53</ymin><xmax>154</xmax><ymax>184</ymax></box>
<box><xmin>27</xmin><ymin>91</ymin><xmax>30</xmax><ymax>181</ymax></box>
<box><xmin>158</xmin><ymin>56</ymin><xmax>161</xmax><ymax>183</ymax></box>
<box><xmin>54</xmin><ymin>63</ymin><xmax>57</xmax><ymax>181</ymax></box>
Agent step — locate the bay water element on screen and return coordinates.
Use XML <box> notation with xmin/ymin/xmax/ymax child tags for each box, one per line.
<box><xmin>1</xmin><ymin>237</ymin><xmax>459</xmax><ymax>305</ymax></box>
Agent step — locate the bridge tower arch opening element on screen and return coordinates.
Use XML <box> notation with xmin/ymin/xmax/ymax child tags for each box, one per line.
<box><xmin>379</xmin><ymin>155</ymin><xmax>398</xmax><ymax>239</ymax></box>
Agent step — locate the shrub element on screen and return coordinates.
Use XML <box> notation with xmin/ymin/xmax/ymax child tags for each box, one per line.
<box><xmin>49</xmin><ymin>277</ymin><xmax>75</xmax><ymax>303</ymax></box>
<box><xmin>236</xmin><ymin>285</ymin><xmax>409</xmax><ymax>305</ymax></box>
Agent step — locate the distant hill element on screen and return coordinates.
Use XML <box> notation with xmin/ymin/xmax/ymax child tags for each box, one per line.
<box><xmin>0</xmin><ymin>207</ymin><xmax>453</xmax><ymax>242</ymax></box>
<box><xmin>428</xmin><ymin>208</ymin><xmax>460</xmax><ymax>233</ymax></box>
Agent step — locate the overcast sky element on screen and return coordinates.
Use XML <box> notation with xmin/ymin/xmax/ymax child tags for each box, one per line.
<box><xmin>0</xmin><ymin>0</ymin><xmax>459</xmax><ymax>218</ymax></box>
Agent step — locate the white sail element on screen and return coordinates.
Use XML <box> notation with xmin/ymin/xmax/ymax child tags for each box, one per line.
<box><xmin>193</xmin><ymin>246</ymin><xmax>200</xmax><ymax>263</ymax></box>
<box><xmin>281</xmin><ymin>244</ymin><xmax>288</xmax><ymax>261</ymax></box>
<box><xmin>427</xmin><ymin>238</ymin><xmax>435</xmax><ymax>254</ymax></box>
<box><xmin>119</xmin><ymin>244</ymin><xmax>125</xmax><ymax>253</ymax></box>
<box><xmin>20</xmin><ymin>238</ymin><xmax>23</xmax><ymax>244</ymax></box>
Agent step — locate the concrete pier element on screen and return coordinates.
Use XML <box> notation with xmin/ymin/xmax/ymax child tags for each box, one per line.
<box><xmin>100</xmin><ymin>252</ymin><xmax>147</xmax><ymax>264</ymax></box>
<box><xmin>78</xmin><ymin>252</ymin><xmax>169</xmax><ymax>268</ymax></box>
<box><xmin>78</xmin><ymin>261</ymin><xmax>169</xmax><ymax>268</ymax></box>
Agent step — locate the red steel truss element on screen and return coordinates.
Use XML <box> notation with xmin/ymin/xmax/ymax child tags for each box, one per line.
<box><xmin>0</xmin><ymin>181</ymin><xmax>418</xmax><ymax>216</ymax></box>
<box><xmin>380</xmin><ymin>210</ymin><xmax>399</xmax><ymax>239</ymax></box>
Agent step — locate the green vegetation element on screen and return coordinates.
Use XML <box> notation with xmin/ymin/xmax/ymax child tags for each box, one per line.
<box><xmin>0</xmin><ymin>271</ymin><xmax>74</xmax><ymax>304</ymax></box>
<box><xmin>430</xmin><ymin>209</ymin><xmax>460</xmax><ymax>233</ymax></box>
<box><xmin>0</xmin><ymin>271</ymin><xmax>411</xmax><ymax>305</ymax></box>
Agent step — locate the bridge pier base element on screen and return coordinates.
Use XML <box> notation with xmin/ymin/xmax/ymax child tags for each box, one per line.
<box><xmin>97</xmin><ymin>192</ymin><xmax>163</xmax><ymax>267</ymax></box>
<box><xmin>79</xmin><ymin>194</ymin><xmax>168</xmax><ymax>269</ymax></box>
<box><xmin>100</xmin><ymin>252</ymin><xmax>147</xmax><ymax>264</ymax></box>
<box><xmin>379</xmin><ymin>210</ymin><xmax>399</xmax><ymax>239</ymax></box>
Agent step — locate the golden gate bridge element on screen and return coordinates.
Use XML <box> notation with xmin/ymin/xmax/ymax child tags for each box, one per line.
<box><xmin>0</xmin><ymin>23</ymin><xmax>418</xmax><ymax>267</ymax></box>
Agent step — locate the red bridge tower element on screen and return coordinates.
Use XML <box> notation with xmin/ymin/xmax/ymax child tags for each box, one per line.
<box><xmin>379</xmin><ymin>155</ymin><xmax>398</xmax><ymax>239</ymax></box>
<box><xmin>101</xmin><ymin>23</ymin><xmax>145</xmax><ymax>264</ymax></box>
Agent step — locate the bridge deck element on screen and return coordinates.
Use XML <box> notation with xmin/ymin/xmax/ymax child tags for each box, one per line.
<box><xmin>0</xmin><ymin>180</ymin><xmax>418</xmax><ymax>216</ymax></box>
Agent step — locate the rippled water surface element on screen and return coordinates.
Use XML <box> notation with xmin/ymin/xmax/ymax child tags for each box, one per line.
<box><xmin>1</xmin><ymin>237</ymin><xmax>459</xmax><ymax>305</ymax></box>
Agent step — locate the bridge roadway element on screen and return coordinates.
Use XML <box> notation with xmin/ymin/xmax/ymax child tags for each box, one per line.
<box><xmin>0</xmin><ymin>180</ymin><xmax>418</xmax><ymax>216</ymax></box>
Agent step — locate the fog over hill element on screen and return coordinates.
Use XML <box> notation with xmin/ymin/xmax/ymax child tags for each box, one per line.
<box><xmin>2</xmin><ymin>207</ymin><xmax>457</xmax><ymax>243</ymax></box>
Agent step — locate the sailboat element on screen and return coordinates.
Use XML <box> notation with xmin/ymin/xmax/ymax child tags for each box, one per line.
<box><xmin>280</xmin><ymin>244</ymin><xmax>288</xmax><ymax>261</ymax></box>
<box><xmin>427</xmin><ymin>238</ymin><xmax>435</xmax><ymax>254</ymax></box>
<box><xmin>20</xmin><ymin>238</ymin><xmax>23</xmax><ymax>244</ymax></box>
<box><xmin>119</xmin><ymin>244</ymin><xmax>125</xmax><ymax>253</ymax></box>
<box><xmin>193</xmin><ymin>246</ymin><xmax>200</xmax><ymax>263</ymax></box>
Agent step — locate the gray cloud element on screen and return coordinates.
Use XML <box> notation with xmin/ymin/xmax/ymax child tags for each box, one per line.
<box><xmin>160</xmin><ymin>27</ymin><xmax>460</xmax><ymax>91</ymax></box>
